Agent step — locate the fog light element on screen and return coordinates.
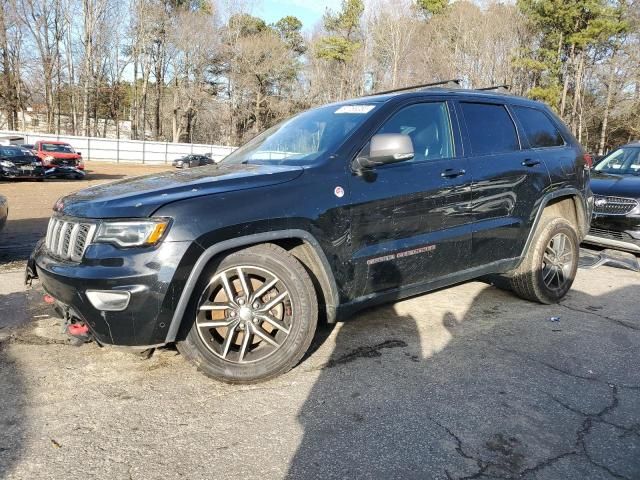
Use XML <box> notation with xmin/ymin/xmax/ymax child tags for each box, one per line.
<box><xmin>86</xmin><ymin>290</ymin><xmax>131</xmax><ymax>311</ymax></box>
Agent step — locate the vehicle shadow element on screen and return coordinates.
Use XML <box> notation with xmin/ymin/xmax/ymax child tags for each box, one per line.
<box><xmin>287</xmin><ymin>269</ymin><xmax>640</xmax><ymax>479</ymax></box>
<box><xmin>0</xmin><ymin>293</ymin><xmax>27</xmax><ymax>479</ymax></box>
<box><xmin>42</xmin><ymin>173</ymin><xmax>121</xmax><ymax>182</ymax></box>
<box><xmin>0</xmin><ymin>217</ymin><xmax>49</xmax><ymax>263</ymax></box>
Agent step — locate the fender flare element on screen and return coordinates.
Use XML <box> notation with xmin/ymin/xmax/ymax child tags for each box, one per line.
<box><xmin>518</xmin><ymin>187</ymin><xmax>589</xmax><ymax>264</ymax></box>
<box><xmin>164</xmin><ymin>229</ymin><xmax>339</xmax><ymax>343</ymax></box>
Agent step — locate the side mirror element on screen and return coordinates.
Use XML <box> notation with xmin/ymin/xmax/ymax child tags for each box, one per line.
<box><xmin>353</xmin><ymin>133</ymin><xmax>414</xmax><ymax>171</ymax></box>
<box><xmin>76</xmin><ymin>151</ymin><xmax>82</xmax><ymax>156</ymax></box>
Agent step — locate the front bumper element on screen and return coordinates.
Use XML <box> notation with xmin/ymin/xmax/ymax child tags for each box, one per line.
<box><xmin>583</xmin><ymin>214</ymin><xmax>640</xmax><ymax>254</ymax></box>
<box><xmin>0</xmin><ymin>165</ymin><xmax>45</xmax><ymax>178</ymax></box>
<box><xmin>34</xmin><ymin>239</ymin><xmax>200</xmax><ymax>346</ymax></box>
<box><xmin>45</xmin><ymin>166</ymin><xmax>85</xmax><ymax>178</ymax></box>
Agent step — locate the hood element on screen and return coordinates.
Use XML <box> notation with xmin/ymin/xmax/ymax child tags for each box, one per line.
<box><xmin>42</xmin><ymin>152</ymin><xmax>81</xmax><ymax>159</ymax></box>
<box><xmin>58</xmin><ymin>163</ymin><xmax>304</xmax><ymax>218</ymax></box>
<box><xmin>590</xmin><ymin>171</ymin><xmax>640</xmax><ymax>199</ymax></box>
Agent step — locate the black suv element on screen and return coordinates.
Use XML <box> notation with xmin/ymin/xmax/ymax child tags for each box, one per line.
<box><xmin>30</xmin><ymin>87</ymin><xmax>592</xmax><ymax>383</ymax></box>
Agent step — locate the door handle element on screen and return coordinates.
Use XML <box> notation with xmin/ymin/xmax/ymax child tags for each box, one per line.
<box><xmin>441</xmin><ymin>168</ymin><xmax>466</xmax><ymax>178</ymax></box>
<box><xmin>522</xmin><ymin>159</ymin><xmax>540</xmax><ymax>167</ymax></box>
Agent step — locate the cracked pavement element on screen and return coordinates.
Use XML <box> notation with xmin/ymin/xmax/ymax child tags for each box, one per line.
<box><xmin>0</xmin><ymin>262</ymin><xmax>639</xmax><ymax>479</ymax></box>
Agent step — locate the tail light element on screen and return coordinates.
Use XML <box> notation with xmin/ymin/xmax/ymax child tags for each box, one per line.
<box><xmin>583</xmin><ymin>153</ymin><xmax>593</xmax><ymax>169</ymax></box>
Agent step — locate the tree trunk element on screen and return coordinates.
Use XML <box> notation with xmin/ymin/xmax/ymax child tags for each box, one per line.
<box><xmin>65</xmin><ymin>21</ymin><xmax>77</xmax><ymax>135</ymax></box>
<box><xmin>598</xmin><ymin>58</ymin><xmax>616</xmax><ymax>155</ymax></box>
<box><xmin>0</xmin><ymin>4</ymin><xmax>17</xmax><ymax>131</ymax></box>
<box><xmin>132</xmin><ymin>54</ymin><xmax>138</xmax><ymax>140</ymax></box>
<box><xmin>81</xmin><ymin>0</ymin><xmax>93</xmax><ymax>136</ymax></box>
<box><xmin>172</xmin><ymin>78</ymin><xmax>180</xmax><ymax>142</ymax></box>
<box><xmin>140</xmin><ymin>68</ymin><xmax>149</xmax><ymax>140</ymax></box>
<box><xmin>254</xmin><ymin>88</ymin><xmax>261</xmax><ymax>134</ymax></box>
<box><xmin>560</xmin><ymin>43</ymin><xmax>574</xmax><ymax>119</ymax></box>
<box><xmin>153</xmin><ymin>52</ymin><xmax>163</xmax><ymax>140</ymax></box>
<box><xmin>570</xmin><ymin>51</ymin><xmax>584</xmax><ymax>134</ymax></box>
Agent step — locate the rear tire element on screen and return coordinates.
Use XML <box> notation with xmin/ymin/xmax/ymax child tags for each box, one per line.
<box><xmin>177</xmin><ymin>243</ymin><xmax>318</xmax><ymax>383</ymax></box>
<box><xmin>509</xmin><ymin>217</ymin><xmax>579</xmax><ymax>304</ymax></box>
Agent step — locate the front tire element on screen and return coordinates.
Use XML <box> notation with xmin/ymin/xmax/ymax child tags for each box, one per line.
<box><xmin>509</xmin><ymin>217</ymin><xmax>579</xmax><ymax>304</ymax></box>
<box><xmin>177</xmin><ymin>243</ymin><xmax>318</xmax><ymax>383</ymax></box>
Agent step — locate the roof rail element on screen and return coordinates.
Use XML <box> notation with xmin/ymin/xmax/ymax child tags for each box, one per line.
<box><xmin>370</xmin><ymin>79</ymin><xmax>462</xmax><ymax>96</ymax></box>
<box><xmin>476</xmin><ymin>84</ymin><xmax>510</xmax><ymax>92</ymax></box>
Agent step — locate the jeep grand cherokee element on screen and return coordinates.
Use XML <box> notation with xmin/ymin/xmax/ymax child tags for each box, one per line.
<box><xmin>29</xmin><ymin>85</ymin><xmax>592</xmax><ymax>383</ymax></box>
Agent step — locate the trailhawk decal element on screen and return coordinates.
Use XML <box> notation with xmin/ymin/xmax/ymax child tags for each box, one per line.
<box><xmin>366</xmin><ymin>244</ymin><xmax>436</xmax><ymax>265</ymax></box>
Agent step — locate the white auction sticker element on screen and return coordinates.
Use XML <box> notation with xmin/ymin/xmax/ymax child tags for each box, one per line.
<box><xmin>334</xmin><ymin>105</ymin><xmax>376</xmax><ymax>114</ymax></box>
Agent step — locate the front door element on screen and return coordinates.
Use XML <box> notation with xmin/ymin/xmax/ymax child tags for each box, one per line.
<box><xmin>347</xmin><ymin>100</ymin><xmax>473</xmax><ymax>298</ymax></box>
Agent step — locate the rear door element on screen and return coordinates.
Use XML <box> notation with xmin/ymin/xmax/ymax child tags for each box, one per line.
<box><xmin>510</xmin><ymin>105</ymin><xmax>573</xmax><ymax>184</ymax></box>
<box><xmin>348</xmin><ymin>99</ymin><xmax>473</xmax><ymax>297</ymax></box>
<box><xmin>456</xmin><ymin>100</ymin><xmax>551</xmax><ymax>266</ymax></box>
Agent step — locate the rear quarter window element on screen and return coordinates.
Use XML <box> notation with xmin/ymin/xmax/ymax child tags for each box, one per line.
<box><xmin>460</xmin><ymin>102</ymin><xmax>519</xmax><ymax>156</ymax></box>
<box><xmin>512</xmin><ymin>106</ymin><xmax>565</xmax><ymax>148</ymax></box>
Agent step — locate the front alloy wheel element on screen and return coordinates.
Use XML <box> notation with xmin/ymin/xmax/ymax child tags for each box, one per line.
<box><xmin>195</xmin><ymin>266</ymin><xmax>293</xmax><ymax>364</ymax></box>
<box><xmin>178</xmin><ymin>244</ymin><xmax>318</xmax><ymax>383</ymax></box>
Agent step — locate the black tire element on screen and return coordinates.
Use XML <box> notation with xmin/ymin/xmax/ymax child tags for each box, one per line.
<box><xmin>509</xmin><ymin>216</ymin><xmax>579</xmax><ymax>304</ymax></box>
<box><xmin>177</xmin><ymin>243</ymin><xmax>318</xmax><ymax>383</ymax></box>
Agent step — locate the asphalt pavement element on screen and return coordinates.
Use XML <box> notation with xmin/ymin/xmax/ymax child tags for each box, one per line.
<box><xmin>0</xmin><ymin>262</ymin><xmax>639</xmax><ymax>479</ymax></box>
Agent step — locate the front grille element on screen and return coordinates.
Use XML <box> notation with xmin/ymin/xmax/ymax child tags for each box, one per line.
<box><xmin>588</xmin><ymin>227</ymin><xmax>634</xmax><ymax>242</ymax></box>
<box><xmin>45</xmin><ymin>216</ymin><xmax>96</xmax><ymax>261</ymax></box>
<box><xmin>593</xmin><ymin>195</ymin><xmax>638</xmax><ymax>215</ymax></box>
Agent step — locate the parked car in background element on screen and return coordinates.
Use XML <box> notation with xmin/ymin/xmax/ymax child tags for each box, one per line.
<box><xmin>30</xmin><ymin>84</ymin><xmax>592</xmax><ymax>383</ymax></box>
<box><xmin>21</xmin><ymin>144</ymin><xmax>35</xmax><ymax>152</ymax></box>
<box><xmin>172</xmin><ymin>154</ymin><xmax>215</xmax><ymax>168</ymax></box>
<box><xmin>33</xmin><ymin>141</ymin><xmax>85</xmax><ymax>171</ymax></box>
<box><xmin>0</xmin><ymin>145</ymin><xmax>45</xmax><ymax>180</ymax></box>
<box><xmin>0</xmin><ymin>194</ymin><xmax>7</xmax><ymax>232</ymax></box>
<box><xmin>584</xmin><ymin>143</ymin><xmax>640</xmax><ymax>254</ymax></box>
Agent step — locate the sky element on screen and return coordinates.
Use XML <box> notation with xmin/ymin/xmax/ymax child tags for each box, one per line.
<box><xmin>257</xmin><ymin>0</ymin><xmax>344</xmax><ymax>30</ymax></box>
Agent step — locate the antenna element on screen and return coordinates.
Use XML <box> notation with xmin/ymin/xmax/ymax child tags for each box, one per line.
<box><xmin>371</xmin><ymin>79</ymin><xmax>462</xmax><ymax>96</ymax></box>
<box><xmin>476</xmin><ymin>84</ymin><xmax>510</xmax><ymax>92</ymax></box>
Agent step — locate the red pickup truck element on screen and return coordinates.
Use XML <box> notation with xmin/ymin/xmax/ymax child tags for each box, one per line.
<box><xmin>33</xmin><ymin>141</ymin><xmax>85</xmax><ymax>170</ymax></box>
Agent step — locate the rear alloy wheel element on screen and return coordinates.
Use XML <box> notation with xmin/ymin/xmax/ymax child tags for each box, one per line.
<box><xmin>178</xmin><ymin>244</ymin><xmax>317</xmax><ymax>383</ymax></box>
<box><xmin>509</xmin><ymin>217</ymin><xmax>579</xmax><ymax>304</ymax></box>
<box><xmin>541</xmin><ymin>232</ymin><xmax>574</xmax><ymax>292</ymax></box>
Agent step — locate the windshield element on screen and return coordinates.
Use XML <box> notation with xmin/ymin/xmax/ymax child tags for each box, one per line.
<box><xmin>0</xmin><ymin>147</ymin><xmax>31</xmax><ymax>157</ymax></box>
<box><xmin>595</xmin><ymin>147</ymin><xmax>640</xmax><ymax>175</ymax></box>
<box><xmin>223</xmin><ymin>103</ymin><xmax>379</xmax><ymax>165</ymax></box>
<box><xmin>41</xmin><ymin>143</ymin><xmax>75</xmax><ymax>153</ymax></box>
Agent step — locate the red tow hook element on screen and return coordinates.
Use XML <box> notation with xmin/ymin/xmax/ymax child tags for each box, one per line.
<box><xmin>43</xmin><ymin>294</ymin><xmax>55</xmax><ymax>304</ymax></box>
<box><xmin>67</xmin><ymin>323</ymin><xmax>89</xmax><ymax>337</ymax></box>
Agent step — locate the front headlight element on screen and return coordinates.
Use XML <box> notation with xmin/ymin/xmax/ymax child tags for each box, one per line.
<box><xmin>94</xmin><ymin>219</ymin><xmax>170</xmax><ymax>247</ymax></box>
<box><xmin>0</xmin><ymin>160</ymin><xmax>15</xmax><ymax>168</ymax></box>
<box><xmin>44</xmin><ymin>155</ymin><xmax>54</xmax><ymax>162</ymax></box>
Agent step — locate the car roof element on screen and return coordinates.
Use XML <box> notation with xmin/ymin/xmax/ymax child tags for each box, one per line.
<box><xmin>332</xmin><ymin>88</ymin><xmax>545</xmax><ymax>109</ymax></box>
<box><xmin>38</xmin><ymin>140</ymin><xmax>70</xmax><ymax>144</ymax></box>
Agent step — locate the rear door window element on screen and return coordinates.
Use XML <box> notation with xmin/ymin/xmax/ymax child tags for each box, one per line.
<box><xmin>512</xmin><ymin>106</ymin><xmax>565</xmax><ymax>148</ymax></box>
<box><xmin>460</xmin><ymin>103</ymin><xmax>519</xmax><ymax>155</ymax></box>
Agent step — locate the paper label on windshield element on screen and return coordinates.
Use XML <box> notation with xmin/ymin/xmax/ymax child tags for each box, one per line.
<box><xmin>334</xmin><ymin>105</ymin><xmax>376</xmax><ymax>114</ymax></box>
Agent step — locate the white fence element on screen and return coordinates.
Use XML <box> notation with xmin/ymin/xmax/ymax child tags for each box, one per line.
<box><xmin>0</xmin><ymin>130</ymin><xmax>236</xmax><ymax>165</ymax></box>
